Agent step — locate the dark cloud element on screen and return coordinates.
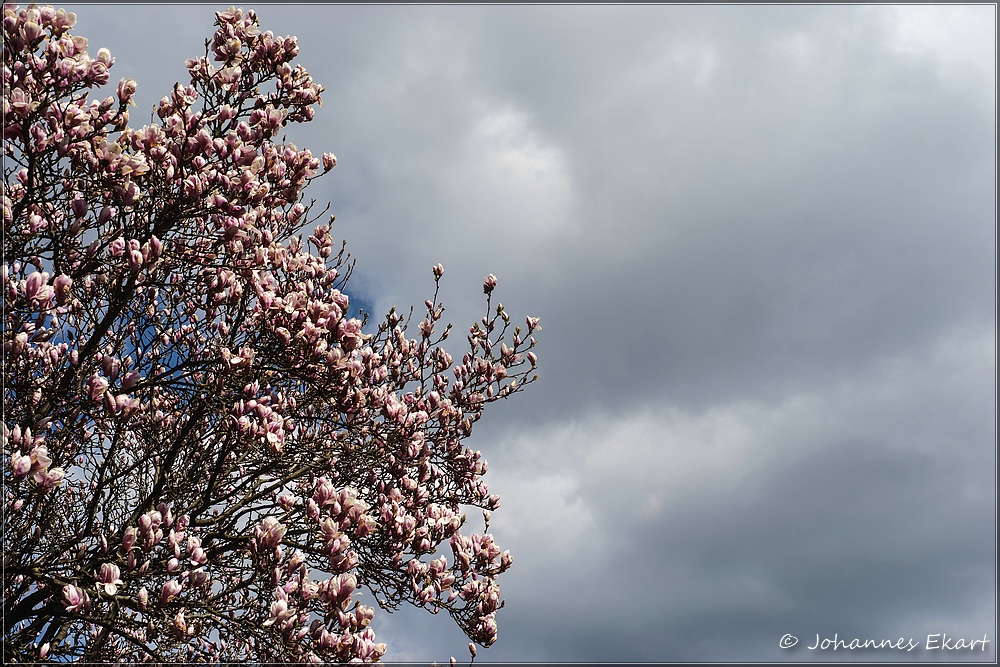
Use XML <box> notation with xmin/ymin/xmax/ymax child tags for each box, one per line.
<box><xmin>60</xmin><ymin>4</ymin><xmax>995</xmax><ymax>663</ymax></box>
<box><xmin>473</xmin><ymin>332</ymin><xmax>995</xmax><ymax>661</ymax></box>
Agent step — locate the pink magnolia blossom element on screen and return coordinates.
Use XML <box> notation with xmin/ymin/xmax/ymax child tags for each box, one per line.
<box><xmin>10</xmin><ymin>452</ymin><xmax>32</xmax><ymax>479</ymax></box>
<box><xmin>263</xmin><ymin>597</ymin><xmax>297</xmax><ymax>629</ymax></box>
<box><xmin>171</xmin><ymin>610</ymin><xmax>187</xmax><ymax>638</ymax></box>
<box><xmin>86</xmin><ymin>374</ymin><xmax>109</xmax><ymax>401</ymax></box>
<box><xmin>109</xmin><ymin>237</ymin><xmax>126</xmax><ymax>257</ymax></box>
<box><xmin>160</xmin><ymin>579</ymin><xmax>183</xmax><ymax>605</ymax></box>
<box><xmin>34</xmin><ymin>467</ymin><xmax>64</xmax><ymax>491</ymax></box>
<box><xmin>24</xmin><ymin>271</ymin><xmax>53</xmax><ymax>307</ymax></box>
<box><xmin>188</xmin><ymin>568</ymin><xmax>210</xmax><ymax>588</ymax></box>
<box><xmin>117</xmin><ymin>77</ymin><xmax>137</xmax><ymax>105</ymax></box>
<box><xmin>53</xmin><ymin>274</ymin><xmax>72</xmax><ymax>304</ymax></box>
<box><xmin>97</xmin><ymin>563</ymin><xmax>123</xmax><ymax>595</ymax></box>
<box><xmin>28</xmin><ymin>445</ymin><xmax>52</xmax><ymax>473</ymax></box>
<box><xmin>61</xmin><ymin>585</ymin><xmax>90</xmax><ymax>613</ymax></box>
<box><xmin>121</xmin><ymin>527</ymin><xmax>137</xmax><ymax>552</ymax></box>
<box><xmin>255</xmin><ymin>516</ymin><xmax>286</xmax><ymax>549</ymax></box>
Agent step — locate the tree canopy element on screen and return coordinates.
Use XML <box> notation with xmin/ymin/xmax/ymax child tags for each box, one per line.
<box><xmin>3</xmin><ymin>4</ymin><xmax>539</xmax><ymax>662</ymax></box>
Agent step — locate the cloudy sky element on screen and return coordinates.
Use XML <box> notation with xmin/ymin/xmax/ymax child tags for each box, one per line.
<box><xmin>70</xmin><ymin>4</ymin><xmax>995</xmax><ymax>663</ymax></box>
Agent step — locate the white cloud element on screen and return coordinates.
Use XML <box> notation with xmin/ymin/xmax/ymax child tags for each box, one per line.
<box><xmin>435</xmin><ymin>106</ymin><xmax>575</xmax><ymax>246</ymax></box>
<box><xmin>490</xmin><ymin>471</ymin><xmax>593</xmax><ymax>549</ymax></box>
<box><xmin>486</xmin><ymin>401</ymin><xmax>785</xmax><ymax>569</ymax></box>
<box><xmin>882</xmin><ymin>5</ymin><xmax>995</xmax><ymax>64</ymax></box>
<box><xmin>487</xmin><ymin>321</ymin><xmax>995</xmax><ymax>564</ymax></box>
<box><xmin>877</xmin><ymin>5</ymin><xmax>996</xmax><ymax>106</ymax></box>
<box><xmin>670</xmin><ymin>41</ymin><xmax>718</xmax><ymax>87</ymax></box>
<box><xmin>771</xmin><ymin>31</ymin><xmax>814</xmax><ymax>62</ymax></box>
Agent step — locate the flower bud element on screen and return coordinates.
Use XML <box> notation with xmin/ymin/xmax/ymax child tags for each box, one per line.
<box><xmin>117</xmin><ymin>78</ymin><xmax>137</xmax><ymax>106</ymax></box>
<box><xmin>37</xmin><ymin>467</ymin><xmax>65</xmax><ymax>492</ymax></box>
<box><xmin>128</xmin><ymin>248</ymin><xmax>143</xmax><ymax>272</ymax></box>
<box><xmin>255</xmin><ymin>516</ymin><xmax>286</xmax><ymax>549</ymax></box>
<box><xmin>20</xmin><ymin>20</ymin><xmax>42</xmax><ymax>43</ymax></box>
<box><xmin>483</xmin><ymin>273</ymin><xmax>497</xmax><ymax>294</ymax></box>
<box><xmin>171</xmin><ymin>610</ymin><xmax>187</xmax><ymax>638</ymax></box>
<box><xmin>71</xmin><ymin>197</ymin><xmax>87</xmax><ymax>219</ymax></box>
<box><xmin>121</xmin><ymin>370</ymin><xmax>141</xmax><ymax>390</ymax></box>
<box><xmin>149</xmin><ymin>234</ymin><xmax>163</xmax><ymax>258</ymax></box>
<box><xmin>87</xmin><ymin>374</ymin><xmax>109</xmax><ymax>402</ymax></box>
<box><xmin>53</xmin><ymin>274</ymin><xmax>72</xmax><ymax>305</ymax></box>
<box><xmin>161</xmin><ymin>579</ymin><xmax>182</xmax><ymax>604</ymax></box>
<box><xmin>157</xmin><ymin>503</ymin><xmax>173</xmax><ymax>528</ymax></box>
<box><xmin>24</xmin><ymin>271</ymin><xmax>47</xmax><ymax>302</ymax></box>
<box><xmin>97</xmin><ymin>563</ymin><xmax>122</xmax><ymax>595</ymax></box>
<box><xmin>11</xmin><ymin>452</ymin><xmax>31</xmax><ymax>479</ymax></box>
<box><xmin>62</xmin><ymin>584</ymin><xmax>89</xmax><ymax>612</ymax></box>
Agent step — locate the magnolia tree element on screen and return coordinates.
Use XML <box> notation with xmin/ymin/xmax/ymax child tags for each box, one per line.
<box><xmin>2</xmin><ymin>4</ymin><xmax>541</xmax><ymax>662</ymax></box>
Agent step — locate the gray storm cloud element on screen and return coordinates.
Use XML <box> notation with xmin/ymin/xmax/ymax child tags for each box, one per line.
<box><xmin>69</xmin><ymin>4</ymin><xmax>996</xmax><ymax>662</ymax></box>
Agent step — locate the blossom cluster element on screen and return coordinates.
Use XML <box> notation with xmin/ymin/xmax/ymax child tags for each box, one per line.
<box><xmin>3</xmin><ymin>4</ymin><xmax>539</xmax><ymax>663</ymax></box>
